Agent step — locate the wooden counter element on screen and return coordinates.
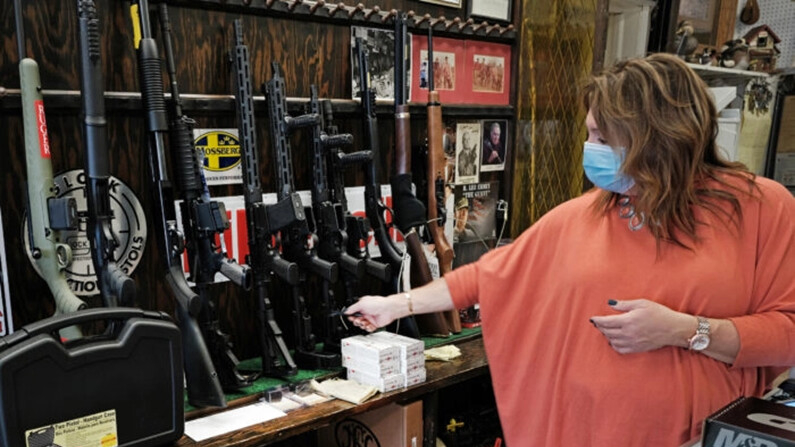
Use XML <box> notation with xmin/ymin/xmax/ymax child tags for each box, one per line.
<box><xmin>177</xmin><ymin>336</ymin><xmax>489</xmax><ymax>447</ymax></box>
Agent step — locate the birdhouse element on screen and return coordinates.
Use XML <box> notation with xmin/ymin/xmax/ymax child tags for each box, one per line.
<box><xmin>743</xmin><ymin>25</ymin><xmax>781</xmax><ymax>73</ymax></box>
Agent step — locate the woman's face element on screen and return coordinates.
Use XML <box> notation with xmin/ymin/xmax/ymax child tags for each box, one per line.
<box><xmin>585</xmin><ymin>110</ymin><xmax>608</xmax><ymax>145</ymax></box>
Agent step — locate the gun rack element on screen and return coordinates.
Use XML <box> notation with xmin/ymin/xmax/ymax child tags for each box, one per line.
<box><xmin>0</xmin><ymin>88</ymin><xmax>514</xmax><ymax>118</ymax></box>
<box><xmin>166</xmin><ymin>0</ymin><xmax>517</xmax><ymax>42</ymax></box>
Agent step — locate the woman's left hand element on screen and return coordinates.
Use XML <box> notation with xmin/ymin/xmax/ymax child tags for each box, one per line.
<box><xmin>590</xmin><ymin>299</ymin><xmax>696</xmax><ymax>354</ymax></box>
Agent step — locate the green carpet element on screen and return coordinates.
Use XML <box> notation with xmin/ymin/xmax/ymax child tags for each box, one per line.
<box><xmin>184</xmin><ymin>327</ymin><xmax>482</xmax><ymax>412</ymax></box>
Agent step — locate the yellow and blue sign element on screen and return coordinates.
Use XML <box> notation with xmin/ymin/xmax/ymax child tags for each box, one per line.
<box><xmin>193</xmin><ymin>129</ymin><xmax>243</xmax><ymax>185</ymax></box>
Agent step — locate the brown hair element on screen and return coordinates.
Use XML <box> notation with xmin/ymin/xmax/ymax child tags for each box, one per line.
<box><xmin>583</xmin><ymin>53</ymin><xmax>756</xmax><ymax>249</ymax></box>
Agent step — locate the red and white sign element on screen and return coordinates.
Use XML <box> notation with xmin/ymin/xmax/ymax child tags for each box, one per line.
<box><xmin>35</xmin><ymin>100</ymin><xmax>51</xmax><ymax>159</ymax></box>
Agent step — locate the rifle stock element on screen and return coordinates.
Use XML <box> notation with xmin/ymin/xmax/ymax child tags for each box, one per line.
<box><xmin>426</xmin><ymin>27</ymin><xmax>461</xmax><ymax>334</ymax></box>
<box><xmin>390</xmin><ymin>14</ymin><xmax>449</xmax><ymax>337</ymax></box>
<box><xmin>16</xmin><ymin>0</ymin><xmax>87</xmax><ymax>336</ymax></box>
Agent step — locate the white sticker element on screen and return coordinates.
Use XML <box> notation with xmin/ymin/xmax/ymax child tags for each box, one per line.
<box><xmin>25</xmin><ymin>410</ymin><xmax>118</xmax><ymax>447</ymax></box>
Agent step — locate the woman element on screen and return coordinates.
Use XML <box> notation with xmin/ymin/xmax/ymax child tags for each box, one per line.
<box><xmin>347</xmin><ymin>53</ymin><xmax>795</xmax><ymax>446</ymax></box>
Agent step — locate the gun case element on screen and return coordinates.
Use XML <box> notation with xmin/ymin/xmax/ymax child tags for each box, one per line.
<box><xmin>0</xmin><ymin>307</ymin><xmax>184</xmax><ymax>447</ymax></box>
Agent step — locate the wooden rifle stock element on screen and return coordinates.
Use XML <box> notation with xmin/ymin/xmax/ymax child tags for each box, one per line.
<box><xmin>426</xmin><ymin>33</ymin><xmax>461</xmax><ymax>333</ymax></box>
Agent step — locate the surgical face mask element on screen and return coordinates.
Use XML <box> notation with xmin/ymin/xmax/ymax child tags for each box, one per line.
<box><xmin>582</xmin><ymin>142</ymin><xmax>635</xmax><ymax>194</ymax></box>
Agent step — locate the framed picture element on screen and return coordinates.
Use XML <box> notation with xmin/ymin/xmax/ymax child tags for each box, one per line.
<box><xmin>410</xmin><ymin>34</ymin><xmax>467</xmax><ymax>104</ymax></box>
<box><xmin>670</xmin><ymin>0</ymin><xmax>737</xmax><ymax>50</ymax></box>
<box><xmin>468</xmin><ymin>0</ymin><xmax>512</xmax><ymax>23</ymax></box>
<box><xmin>464</xmin><ymin>40</ymin><xmax>511</xmax><ymax>105</ymax></box>
<box><xmin>420</xmin><ymin>0</ymin><xmax>462</xmax><ymax>8</ymax></box>
<box><xmin>455</xmin><ymin>122</ymin><xmax>481</xmax><ymax>184</ymax></box>
<box><xmin>480</xmin><ymin>120</ymin><xmax>508</xmax><ymax>172</ymax></box>
<box><xmin>350</xmin><ymin>27</ymin><xmax>396</xmax><ymax>101</ymax></box>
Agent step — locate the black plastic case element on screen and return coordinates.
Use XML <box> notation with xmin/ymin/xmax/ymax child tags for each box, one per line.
<box><xmin>0</xmin><ymin>308</ymin><xmax>184</xmax><ymax>447</ymax></box>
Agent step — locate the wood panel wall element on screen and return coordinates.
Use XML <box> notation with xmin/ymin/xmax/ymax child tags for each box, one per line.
<box><xmin>0</xmin><ymin>0</ymin><xmax>516</xmax><ymax>359</ymax></box>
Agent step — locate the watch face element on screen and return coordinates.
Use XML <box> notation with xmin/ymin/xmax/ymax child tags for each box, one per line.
<box><xmin>690</xmin><ymin>334</ymin><xmax>710</xmax><ymax>351</ymax></box>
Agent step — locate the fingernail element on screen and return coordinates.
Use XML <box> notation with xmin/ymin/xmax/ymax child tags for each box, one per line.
<box><xmin>607</xmin><ymin>299</ymin><xmax>617</xmax><ymax>306</ymax></box>
<box><xmin>589</xmin><ymin>318</ymin><xmax>596</xmax><ymax>327</ymax></box>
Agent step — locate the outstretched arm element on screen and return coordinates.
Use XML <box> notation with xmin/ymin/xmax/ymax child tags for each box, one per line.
<box><xmin>345</xmin><ymin>278</ymin><xmax>454</xmax><ymax>332</ymax></box>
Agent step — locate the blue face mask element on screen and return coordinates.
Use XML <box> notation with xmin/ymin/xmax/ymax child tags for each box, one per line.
<box><xmin>582</xmin><ymin>142</ymin><xmax>635</xmax><ymax>194</ymax></box>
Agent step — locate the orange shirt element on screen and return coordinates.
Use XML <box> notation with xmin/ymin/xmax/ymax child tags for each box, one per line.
<box><xmin>446</xmin><ymin>177</ymin><xmax>795</xmax><ymax>446</ymax></box>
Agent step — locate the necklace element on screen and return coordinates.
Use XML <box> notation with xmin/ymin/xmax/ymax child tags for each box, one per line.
<box><xmin>617</xmin><ymin>196</ymin><xmax>645</xmax><ymax>231</ymax></box>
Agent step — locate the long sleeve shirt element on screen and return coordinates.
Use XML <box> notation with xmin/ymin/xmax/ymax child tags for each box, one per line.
<box><xmin>446</xmin><ymin>176</ymin><xmax>795</xmax><ymax>446</ymax></box>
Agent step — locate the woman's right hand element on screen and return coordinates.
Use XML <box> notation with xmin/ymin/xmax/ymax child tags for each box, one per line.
<box><xmin>345</xmin><ymin>294</ymin><xmax>404</xmax><ymax>332</ymax></box>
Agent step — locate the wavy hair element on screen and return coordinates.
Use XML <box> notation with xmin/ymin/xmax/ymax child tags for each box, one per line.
<box><xmin>583</xmin><ymin>53</ymin><xmax>756</xmax><ymax>249</ymax></box>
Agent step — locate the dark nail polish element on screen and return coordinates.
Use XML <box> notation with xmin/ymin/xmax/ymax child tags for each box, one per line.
<box><xmin>607</xmin><ymin>299</ymin><xmax>617</xmax><ymax>306</ymax></box>
<box><xmin>589</xmin><ymin>318</ymin><xmax>596</xmax><ymax>327</ymax></box>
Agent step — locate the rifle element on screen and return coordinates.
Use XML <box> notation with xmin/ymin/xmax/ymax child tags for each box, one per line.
<box><xmin>75</xmin><ymin>0</ymin><xmax>136</xmax><ymax>308</ymax></box>
<box><xmin>263</xmin><ymin>62</ymin><xmax>340</xmax><ymax>368</ymax></box>
<box><xmin>128</xmin><ymin>0</ymin><xmax>219</xmax><ymax>407</ymax></box>
<box><xmin>354</xmin><ymin>36</ymin><xmax>420</xmax><ymax>339</ymax></box>
<box><xmin>231</xmin><ymin>20</ymin><xmax>297</xmax><ymax>378</ymax></box>
<box><xmin>156</xmin><ymin>3</ymin><xmax>254</xmax><ymax>391</ymax></box>
<box><xmin>307</xmin><ymin>86</ymin><xmax>366</xmax><ymax>349</ymax></box>
<box><xmin>16</xmin><ymin>0</ymin><xmax>86</xmax><ymax>338</ymax></box>
<box><xmin>320</xmin><ymin>99</ymin><xmax>391</xmax><ymax>290</ymax></box>
<box><xmin>425</xmin><ymin>27</ymin><xmax>461</xmax><ymax>334</ymax></box>
<box><xmin>390</xmin><ymin>14</ymin><xmax>449</xmax><ymax>337</ymax></box>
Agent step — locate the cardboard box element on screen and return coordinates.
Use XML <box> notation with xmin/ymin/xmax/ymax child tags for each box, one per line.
<box><xmin>318</xmin><ymin>401</ymin><xmax>423</xmax><ymax>447</ymax></box>
<box><xmin>701</xmin><ymin>396</ymin><xmax>795</xmax><ymax>447</ymax></box>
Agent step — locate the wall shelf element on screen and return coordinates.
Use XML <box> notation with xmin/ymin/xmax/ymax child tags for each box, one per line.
<box><xmin>165</xmin><ymin>0</ymin><xmax>517</xmax><ymax>42</ymax></box>
<box><xmin>0</xmin><ymin>88</ymin><xmax>514</xmax><ymax>118</ymax></box>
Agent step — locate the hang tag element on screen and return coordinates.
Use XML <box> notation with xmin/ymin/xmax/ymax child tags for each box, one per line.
<box><xmin>401</xmin><ymin>253</ymin><xmax>411</xmax><ymax>292</ymax></box>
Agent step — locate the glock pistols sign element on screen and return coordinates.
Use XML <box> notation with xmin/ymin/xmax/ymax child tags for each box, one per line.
<box><xmin>22</xmin><ymin>170</ymin><xmax>147</xmax><ymax>296</ymax></box>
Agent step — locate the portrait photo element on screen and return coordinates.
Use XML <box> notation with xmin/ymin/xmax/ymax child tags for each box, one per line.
<box><xmin>455</xmin><ymin>122</ymin><xmax>481</xmax><ymax>184</ymax></box>
<box><xmin>480</xmin><ymin>120</ymin><xmax>508</xmax><ymax>172</ymax></box>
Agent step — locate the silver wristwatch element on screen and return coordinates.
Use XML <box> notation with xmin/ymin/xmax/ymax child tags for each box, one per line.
<box><xmin>688</xmin><ymin>317</ymin><xmax>711</xmax><ymax>351</ymax></box>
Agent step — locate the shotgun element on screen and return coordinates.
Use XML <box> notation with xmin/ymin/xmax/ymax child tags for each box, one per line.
<box><xmin>75</xmin><ymin>0</ymin><xmax>136</xmax><ymax>308</ymax></box>
<box><xmin>425</xmin><ymin>27</ymin><xmax>461</xmax><ymax>334</ymax></box>
<box><xmin>157</xmin><ymin>3</ymin><xmax>254</xmax><ymax>391</ymax></box>
<box><xmin>263</xmin><ymin>62</ymin><xmax>340</xmax><ymax>368</ymax></box>
<box><xmin>16</xmin><ymin>0</ymin><xmax>86</xmax><ymax>339</ymax></box>
<box><xmin>231</xmin><ymin>20</ymin><xmax>297</xmax><ymax>378</ymax></box>
<box><xmin>390</xmin><ymin>14</ymin><xmax>449</xmax><ymax>337</ymax></box>
<box><xmin>128</xmin><ymin>0</ymin><xmax>224</xmax><ymax>407</ymax></box>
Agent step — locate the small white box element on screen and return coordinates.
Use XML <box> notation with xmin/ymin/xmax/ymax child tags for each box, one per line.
<box><xmin>345</xmin><ymin>357</ymin><xmax>400</xmax><ymax>377</ymax></box>
<box><xmin>341</xmin><ymin>335</ymin><xmax>400</xmax><ymax>365</ymax></box>
<box><xmin>368</xmin><ymin>331</ymin><xmax>425</xmax><ymax>372</ymax></box>
<box><xmin>405</xmin><ymin>368</ymin><xmax>427</xmax><ymax>388</ymax></box>
<box><xmin>348</xmin><ymin>369</ymin><xmax>405</xmax><ymax>393</ymax></box>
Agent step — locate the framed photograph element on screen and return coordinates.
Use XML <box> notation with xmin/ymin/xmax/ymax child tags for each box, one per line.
<box><xmin>480</xmin><ymin>120</ymin><xmax>508</xmax><ymax>172</ymax></box>
<box><xmin>420</xmin><ymin>0</ymin><xmax>462</xmax><ymax>8</ymax></box>
<box><xmin>464</xmin><ymin>40</ymin><xmax>511</xmax><ymax>105</ymax></box>
<box><xmin>468</xmin><ymin>0</ymin><xmax>512</xmax><ymax>23</ymax></box>
<box><xmin>669</xmin><ymin>0</ymin><xmax>737</xmax><ymax>50</ymax></box>
<box><xmin>350</xmin><ymin>27</ymin><xmax>396</xmax><ymax>101</ymax></box>
<box><xmin>410</xmin><ymin>34</ymin><xmax>467</xmax><ymax>104</ymax></box>
<box><xmin>455</xmin><ymin>122</ymin><xmax>481</xmax><ymax>184</ymax></box>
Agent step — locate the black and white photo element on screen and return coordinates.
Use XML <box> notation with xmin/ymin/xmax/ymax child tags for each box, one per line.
<box><xmin>351</xmin><ymin>27</ymin><xmax>396</xmax><ymax>101</ymax></box>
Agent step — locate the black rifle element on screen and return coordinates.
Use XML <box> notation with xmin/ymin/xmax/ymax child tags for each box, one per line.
<box><xmin>320</xmin><ymin>99</ymin><xmax>391</xmax><ymax>291</ymax></box>
<box><xmin>231</xmin><ymin>20</ymin><xmax>297</xmax><ymax>378</ymax></box>
<box><xmin>75</xmin><ymin>0</ymin><xmax>136</xmax><ymax>308</ymax></box>
<box><xmin>307</xmin><ymin>86</ymin><xmax>368</xmax><ymax>349</ymax></box>
<box><xmin>127</xmin><ymin>0</ymin><xmax>218</xmax><ymax>407</ymax></box>
<box><xmin>156</xmin><ymin>3</ymin><xmax>254</xmax><ymax>391</ymax></box>
<box><xmin>354</xmin><ymin>35</ymin><xmax>420</xmax><ymax>339</ymax></box>
<box><xmin>263</xmin><ymin>62</ymin><xmax>340</xmax><ymax>368</ymax></box>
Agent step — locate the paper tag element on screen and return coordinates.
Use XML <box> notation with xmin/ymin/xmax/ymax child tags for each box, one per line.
<box><xmin>26</xmin><ymin>410</ymin><xmax>118</xmax><ymax>447</ymax></box>
<box><xmin>401</xmin><ymin>253</ymin><xmax>411</xmax><ymax>292</ymax></box>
